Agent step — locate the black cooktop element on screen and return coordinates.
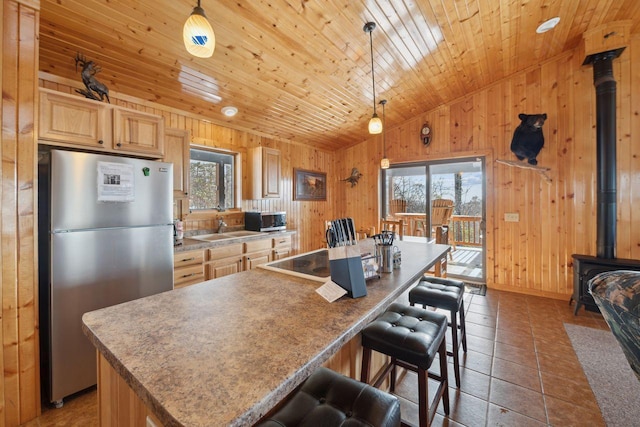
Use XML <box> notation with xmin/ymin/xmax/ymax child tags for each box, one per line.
<box><xmin>266</xmin><ymin>249</ymin><xmax>330</xmax><ymax>278</ymax></box>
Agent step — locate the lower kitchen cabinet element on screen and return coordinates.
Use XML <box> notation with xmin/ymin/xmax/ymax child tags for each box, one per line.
<box><xmin>173</xmin><ymin>249</ymin><xmax>205</xmax><ymax>288</ymax></box>
<box><xmin>205</xmin><ymin>244</ymin><xmax>243</xmax><ymax>280</ymax></box>
<box><xmin>244</xmin><ymin>238</ymin><xmax>272</xmax><ymax>270</ymax></box>
<box><xmin>272</xmin><ymin>234</ymin><xmax>292</xmax><ymax>260</ymax></box>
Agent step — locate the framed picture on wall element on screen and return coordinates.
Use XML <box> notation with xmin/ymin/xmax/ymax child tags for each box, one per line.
<box><xmin>293</xmin><ymin>168</ymin><xmax>327</xmax><ymax>201</ymax></box>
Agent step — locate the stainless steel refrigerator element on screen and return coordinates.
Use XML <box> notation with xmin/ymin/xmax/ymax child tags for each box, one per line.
<box><xmin>38</xmin><ymin>148</ymin><xmax>174</xmax><ymax>407</ymax></box>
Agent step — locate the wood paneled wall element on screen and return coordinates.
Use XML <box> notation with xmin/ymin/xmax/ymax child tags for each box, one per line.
<box><xmin>1</xmin><ymin>0</ymin><xmax>41</xmax><ymax>425</ymax></box>
<box><xmin>335</xmin><ymin>36</ymin><xmax>640</xmax><ymax>299</ymax></box>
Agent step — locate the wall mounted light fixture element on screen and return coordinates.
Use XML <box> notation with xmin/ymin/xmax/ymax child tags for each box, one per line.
<box><xmin>183</xmin><ymin>0</ymin><xmax>215</xmax><ymax>58</ymax></box>
<box><xmin>380</xmin><ymin>99</ymin><xmax>389</xmax><ymax>169</ymax></box>
<box><xmin>364</xmin><ymin>22</ymin><xmax>382</xmax><ymax>134</ymax></box>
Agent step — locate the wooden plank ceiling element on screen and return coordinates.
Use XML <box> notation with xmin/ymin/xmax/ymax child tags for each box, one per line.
<box><xmin>39</xmin><ymin>0</ymin><xmax>640</xmax><ymax>151</ymax></box>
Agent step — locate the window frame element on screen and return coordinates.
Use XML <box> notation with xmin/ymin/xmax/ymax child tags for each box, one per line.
<box><xmin>188</xmin><ymin>145</ymin><xmax>240</xmax><ymax>211</ymax></box>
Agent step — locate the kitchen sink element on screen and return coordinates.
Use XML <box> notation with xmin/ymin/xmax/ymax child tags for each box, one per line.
<box><xmin>190</xmin><ymin>230</ymin><xmax>265</xmax><ymax>242</ymax></box>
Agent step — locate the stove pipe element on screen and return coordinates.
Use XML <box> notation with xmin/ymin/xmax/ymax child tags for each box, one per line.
<box><xmin>585</xmin><ymin>48</ymin><xmax>624</xmax><ymax>259</ymax></box>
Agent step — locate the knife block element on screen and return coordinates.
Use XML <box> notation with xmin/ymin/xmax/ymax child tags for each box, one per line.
<box><xmin>328</xmin><ymin>245</ymin><xmax>367</xmax><ymax>298</ymax></box>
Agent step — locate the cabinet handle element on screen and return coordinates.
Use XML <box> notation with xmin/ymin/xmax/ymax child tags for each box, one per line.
<box><xmin>98</xmin><ymin>139</ymin><xmax>104</xmax><ymax>145</ymax></box>
<box><xmin>116</xmin><ymin>142</ymin><xmax>122</xmax><ymax>147</ymax></box>
<box><xmin>181</xmin><ymin>273</ymin><xmax>196</xmax><ymax>278</ymax></box>
<box><xmin>181</xmin><ymin>257</ymin><xmax>196</xmax><ymax>262</ymax></box>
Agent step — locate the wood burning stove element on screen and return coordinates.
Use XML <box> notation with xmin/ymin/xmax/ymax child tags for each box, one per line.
<box><xmin>571</xmin><ymin>34</ymin><xmax>640</xmax><ymax>314</ymax></box>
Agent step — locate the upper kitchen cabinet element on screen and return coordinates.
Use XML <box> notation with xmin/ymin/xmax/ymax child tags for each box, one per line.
<box><xmin>112</xmin><ymin>108</ymin><xmax>164</xmax><ymax>157</ymax></box>
<box><xmin>39</xmin><ymin>88</ymin><xmax>164</xmax><ymax>158</ymax></box>
<box><xmin>164</xmin><ymin>128</ymin><xmax>191</xmax><ymax>199</ymax></box>
<box><xmin>39</xmin><ymin>88</ymin><xmax>111</xmax><ymax>149</ymax></box>
<box><xmin>247</xmin><ymin>146</ymin><xmax>281</xmax><ymax>199</ymax></box>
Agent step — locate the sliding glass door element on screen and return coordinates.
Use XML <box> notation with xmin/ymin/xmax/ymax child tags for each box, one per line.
<box><xmin>382</xmin><ymin>157</ymin><xmax>486</xmax><ymax>283</ymax></box>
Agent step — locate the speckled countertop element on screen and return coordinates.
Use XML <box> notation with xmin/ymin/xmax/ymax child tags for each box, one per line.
<box><xmin>82</xmin><ymin>240</ymin><xmax>450</xmax><ymax>427</ymax></box>
<box><xmin>174</xmin><ymin>229</ymin><xmax>296</xmax><ymax>252</ymax></box>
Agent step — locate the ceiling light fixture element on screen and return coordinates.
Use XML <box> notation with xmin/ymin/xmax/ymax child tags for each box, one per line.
<box><xmin>380</xmin><ymin>99</ymin><xmax>389</xmax><ymax>169</ymax></box>
<box><xmin>364</xmin><ymin>22</ymin><xmax>382</xmax><ymax>135</ymax></box>
<box><xmin>183</xmin><ymin>0</ymin><xmax>215</xmax><ymax>58</ymax></box>
<box><xmin>536</xmin><ymin>17</ymin><xmax>560</xmax><ymax>34</ymax></box>
<box><xmin>221</xmin><ymin>106</ymin><xmax>238</xmax><ymax>117</ymax></box>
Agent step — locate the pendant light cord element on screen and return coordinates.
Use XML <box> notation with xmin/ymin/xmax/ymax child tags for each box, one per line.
<box><xmin>381</xmin><ymin>99</ymin><xmax>387</xmax><ymax>155</ymax></box>
<box><xmin>369</xmin><ymin>29</ymin><xmax>377</xmax><ymax>115</ymax></box>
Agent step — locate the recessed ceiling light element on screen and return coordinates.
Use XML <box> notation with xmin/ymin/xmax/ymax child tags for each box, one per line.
<box><xmin>536</xmin><ymin>17</ymin><xmax>560</xmax><ymax>34</ymax></box>
<box><xmin>221</xmin><ymin>106</ymin><xmax>238</xmax><ymax>117</ymax></box>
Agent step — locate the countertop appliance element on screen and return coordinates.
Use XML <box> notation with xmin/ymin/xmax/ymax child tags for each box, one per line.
<box><xmin>38</xmin><ymin>148</ymin><xmax>174</xmax><ymax>407</ymax></box>
<box><xmin>260</xmin><ymin>249</ymin><xmax>330</xmax><ymax>282</ymax></box>
<box><xmin>245</xmin><ymin>211</ymin><xmax>287</xmax><ymax>232</ymax></box>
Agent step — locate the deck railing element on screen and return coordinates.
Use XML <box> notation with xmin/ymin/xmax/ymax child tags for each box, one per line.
<box><xmin>450</xmin><ymin>215</ymin><xmax>482</xmax><ymax>247</ymax></box>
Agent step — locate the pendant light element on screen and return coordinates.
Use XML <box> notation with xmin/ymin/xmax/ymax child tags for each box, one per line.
<box><xmin>364</xmin><ymin>22</ymin><xmax>382</xmax><ymax>134</ymax></box>
<box><xmin>183</xmin><ymin>0</ymin><xmax>215</xmax><ymax>58</ymax></box>
<box><xmin>380</xmin><ymin>99</ymin><xmax>389</xmax><ymax>169</ymax></box>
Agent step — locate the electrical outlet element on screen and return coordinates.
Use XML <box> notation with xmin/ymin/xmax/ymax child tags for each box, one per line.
<box><xmin>504</xmin><ymin>213</ymin><xmax>519</xmax><ymax>222</ymax></box>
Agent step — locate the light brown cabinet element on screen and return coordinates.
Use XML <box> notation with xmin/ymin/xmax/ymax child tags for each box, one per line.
<box><xmin>272</xmin><ymin>235</ymin><xmax>292</xmax><ymax>260</ymax></box>
<box><xmin>173</xmin><ymin>249</ymin><xmax>205</xmax><ymax>288</ymax></box>
<box><xmin>112</xmin><ymin>108</ymin><xmax>164</xmax><ymax>156</ymax></box>
<box><xmin>243</xmin><ymin>238</ymin><xmax>273</xmax><ymax>270</ymax></box>
<box><xmin>205</xmin><ymin>244</ymin><xmax>243</xmax><ymax>280</ymax></box>
<box><xmin>164</xmin><ymin>128</ymin><xmax>191</xmax><ymax>199</ymax></box>
<box><xmin>39</xmin><ymin>88</ymin><xmax>164</xmax><ymax>158</ymax></box>
<box><xmin>39</xmin><ymin>88</ymin><xmax>111</xmax><ymax>149</ymax></box>
<box><xmin>247</xmin><ymin>146</ymin><xmax>281</xmax><ymax>199</ymax></box>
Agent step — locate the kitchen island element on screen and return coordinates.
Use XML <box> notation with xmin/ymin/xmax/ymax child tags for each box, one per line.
<box><xmin>82</xmin><ymin>240</ymin><xmax>450</xmax><ymax>426</ymax></box>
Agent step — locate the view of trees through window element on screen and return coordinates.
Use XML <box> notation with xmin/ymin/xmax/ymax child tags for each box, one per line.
<box><xmin>189</xmin><ymin>148</ymin><xmax>235</xmax><ymax>210</ymax></box>
<box><xmin>390</xmin><ymin>169</ymin><xmax>482</xmax><ymax>217</ymax></box>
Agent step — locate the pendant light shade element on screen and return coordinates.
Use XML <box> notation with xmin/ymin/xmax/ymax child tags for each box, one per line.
<box><xmin>183</xmin><ymin>1</ymin><xmax>215</xmax><ymax>58</ymax></box>
<box><xmin>364</xmin><ymin>22</ymin><xmax>382</xmax><ymax>135</ymax></box>
<box><xmin>380</xmin><ymin>99</ymin><xmax>389</xmax><ymax>169</ymax></box>
<box><xmin>369</xmin><ymin>114</ymin><xmax>383</xmax><ymax>134</ymax></box>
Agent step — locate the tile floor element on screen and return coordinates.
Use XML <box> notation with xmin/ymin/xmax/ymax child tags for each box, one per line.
<box><xmin>23</xmin><ymin>288</ymin><xmax>609</xmax><ymax>427</ymax></box>
<box><xmin>393</xmin><ymin>288</ymin><xmax>609</xmax><ymax>427</ymax></box>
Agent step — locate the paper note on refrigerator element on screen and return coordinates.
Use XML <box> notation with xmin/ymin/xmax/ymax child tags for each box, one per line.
<box><xmin>97</xmin><ymin>161</ymin><xmax>134</xmax><ymax>202</ymax></box>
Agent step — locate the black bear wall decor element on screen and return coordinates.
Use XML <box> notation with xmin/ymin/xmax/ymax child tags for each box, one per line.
<box><xmin>510</xmin><ymin>113</ymin><xmax>547</xmax><ymax>165</ymax></box>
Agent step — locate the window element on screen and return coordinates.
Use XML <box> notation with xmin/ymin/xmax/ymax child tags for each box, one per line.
<box><xmin>189</xmin><ymin>148</ymin><xmax>235</xmax><ymax>210</ymax></box>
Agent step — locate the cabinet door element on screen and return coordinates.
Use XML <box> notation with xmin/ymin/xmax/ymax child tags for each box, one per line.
<box><xmin>248</xmin><ymin>147</ymin><xmax>281</xmax><ymax>199</ymax></box>
<box><xmin>39</xmin><ymin>88</ymin><xmax>111</xmax><ymax>148</ymax></box>
<box><xmin>113</xmin><ymin>108</ymin><xmax>164</xmax><ymax>157</ymax></box>
<box><xmin>261</xmin><ymin>147</ymin><xmax>281</xmax><ymax>198</ymax></box>
<box><xmin>244</xmin><ymin>250</ymin><xmax>271</xmax><ymax>270</ymax></box>
<box><xmin>272</xmin><ymin>235</ymin><xmax>292</xmax><ymax>260</ymax></box>
<box><xmin>206</xmin><ymin>256</ymin><xmax>243</xmax><ymax>279</ymax></box>
<box><xmin>272</xmin><ymin>248</ymin><xmax>291</xmax><ymax>260</ymax></box>
<box><xmin>164</xmin><ymin>128</ymin><xmax>190</xmax><ymax>199</ymax></box>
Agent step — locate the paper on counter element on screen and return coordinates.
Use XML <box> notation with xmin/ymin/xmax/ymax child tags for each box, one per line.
<box><xmin>316</xmin><ymin>280</ymin><xmax>347</xmax><ymax>302</ymax></box>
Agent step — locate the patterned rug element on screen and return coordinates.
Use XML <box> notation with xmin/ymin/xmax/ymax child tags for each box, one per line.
<box><xmin>464</xmin><ymin>282</ymin><xmax>487</xmax><ymax>296</ymax></box>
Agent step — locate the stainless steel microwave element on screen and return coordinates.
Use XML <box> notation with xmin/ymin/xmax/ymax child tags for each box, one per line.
<box><xmin>245</xmin><ymin>211</ymin><xmax>287</xmax><ymax>232</ymax></box>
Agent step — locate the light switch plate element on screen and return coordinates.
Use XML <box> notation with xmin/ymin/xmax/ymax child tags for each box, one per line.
<box><xmin>504</xmin><ymin>213</ymin><xmax>519</xmax><ymax>222</ymax></box>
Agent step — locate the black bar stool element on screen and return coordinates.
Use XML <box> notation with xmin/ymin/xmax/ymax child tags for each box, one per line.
<box><xmin>360</xmin><ymin>302</ymin><xmax>450</xmax><ymax>427</ymax></box>
<box><xmin>257</xmin><ymin>367</ymin><xmax>401</xmax><ymax>427</ymax></box>
<box><xmin>409</xmin><ymin>277</ymin><xmax>467</xmax><ymax>388</ymax></box>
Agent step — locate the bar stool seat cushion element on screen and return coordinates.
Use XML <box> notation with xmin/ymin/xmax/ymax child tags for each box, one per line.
<box><xmin>258</xmin><ymin>367</ymin><xmax>400</xmax><ymax>427</ymax></box>
<box><xmin>410</xmin><ymin>277</ymin><xmax>465</xmax><ymax>311</ymax></box>
<box><xmin>361</xmin><ymin>302</ymin><xmax>447</xmax><ymax>370</ymax></box>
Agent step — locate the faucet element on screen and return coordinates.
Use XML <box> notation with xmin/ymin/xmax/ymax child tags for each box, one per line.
<box><xmin>217</xmin><ymin>217</ymin><xmax>228</xmax><ymax>234</ymax></box>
